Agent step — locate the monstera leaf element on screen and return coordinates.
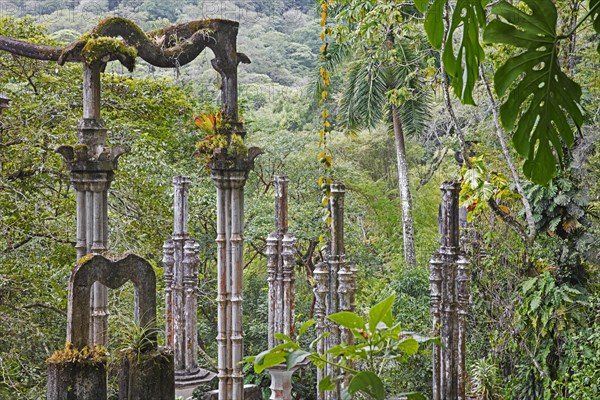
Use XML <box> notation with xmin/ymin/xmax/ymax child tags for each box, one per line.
<box><xmin>442</xmin><ymin>0</ymin><xmax>487</xmax><ymax>105</ymax></box>
<box><xmin>424</xmin><ymin>0</ymin><xmax>487</xmax><ymax>105</ymax></box>
<box><xmin>483</xmin><ymin>0</ymin><xmax>584</xmax><ymax>185</ymax></box>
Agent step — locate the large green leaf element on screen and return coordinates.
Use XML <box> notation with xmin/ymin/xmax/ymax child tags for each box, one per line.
<box><xmin>424</xmin><ymin>0</ymin><xmax>445</xmax><ymax>49</ymax></box>
<box><xmin>592</xmin><ymin>0</ymin><xmax>600</xmax><ymax>53</ymax></box>
<box><xmin>414</xmin><ymin>0</ymin><xmax>430</xmax><ymax>13</ymax></box>
<box><xmin>368</xmin><ymin>294</ymin><xmax>395</xmax><ymax>333</ymax></box>
<box><xmin>483</xmin><ymin>0</ymin><xmax>584</xmax><ymax>185</ymax></box>
<box><xmin>397</xmin><ymin>337</ymin><xmax>419</xmax><ymax>355</ymax></box>
<box><xmin>442</xmin><ymin>0</ymin><xmax>487</xmax><ymax>105</ymax></box>
<box><xmin>347</xmin><ymin>371</ymin><xmax>385</xmax><ymax>400</ymax></box>
<box><xmin>286</xmin><ymin>350</ymin><xmax>311</xmax><ymax>369</ymax></box>
<box><xmin>327</xmin><ymin>311</ymin><xmax>366</xmax><ymax>331</ymax></box>
<box><xmin>425</xmin><ymin>0</ymin><xmax>487</xmax><ymax>104</ymax></box>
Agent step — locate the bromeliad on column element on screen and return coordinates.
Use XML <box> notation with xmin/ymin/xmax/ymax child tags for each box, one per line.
<box><xmin>163</xmin><ymin>176</ymin><xmax>216</xmax><ymax>396</ymax></box>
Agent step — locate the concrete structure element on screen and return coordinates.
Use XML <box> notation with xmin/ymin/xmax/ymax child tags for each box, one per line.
<box><xmin>0</xmin><ymin>93</ymin><xmax>10</xmax><ymax>114</ymax></box>
<box><xmin>264</xmin><ymin>176</ymin><xmax>304</xmax><ymax>400</ymax></box>
<box><xmin>313</xmin><ymin>183</ymin><xmax>357</xmax><ymax>400</ymax></box>
<box><xmin>56</xmin><ymin>62</ymin><xmax>126</xmax><ymax>346</ymax></box>
<box><xmin>211</xmin><ymin>142</ymin><xmax>261</xmax><ymax>400</ymax></box>
<box><xmin>49</xmin><ymin>254</ymin><xmax>173</xmax><ymax>400</ymax></box>
<box><xmin>163</xmin><ymin>176</ymin><xmax>216</xmax><ymax>394</ymax></box>
<box><xmin>430</xmin><ymin>181</ymin><xmax>470</xmax><ymax>400</ymax></box>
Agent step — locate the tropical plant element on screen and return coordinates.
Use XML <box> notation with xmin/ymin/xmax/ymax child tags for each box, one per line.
<box><xmin>246</xmin><ymin>294</ymin><xmax>433</xmax><ymax>400</ymax></box>
<box><xmin>417</xmin><ymin>0</ymin><xmax>599</xmax><ymax>184</ymax></box>
<box><xmin>509</xmin><ymin>272</ymin><xmax>586</xmax><ymax>399</ymax></box>
<box><xmin>469</xmin><ymin>357</ymin><xmax>501</xmax><ymax>400</ymax></box>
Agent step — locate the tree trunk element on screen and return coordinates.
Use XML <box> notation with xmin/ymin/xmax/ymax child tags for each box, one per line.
<box><xmin>391</xmin><ymin>104</ymin><xmax>416</xmax><ymax>268</ymax></box>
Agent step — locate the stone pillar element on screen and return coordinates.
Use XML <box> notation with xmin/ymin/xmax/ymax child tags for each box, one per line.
<box><xmin>265</xmin><ymin>176</ymin><xmax>304</xmax><ymax>400</ymax></box>
<box><xmin>56</xmin><ymin>62</ymin><xmax>126</xmax><ymax>347</ymax></box>
<box><xmin>163</xmin><ymin>176</ymin><xmax>215</xmax><ymax>394</ymax></box>
<box><xmin>211</xmin><ymin>143</ymin><xmax>261</xmax><ymax>400</ymax></box>
<box><xmin>430</xmin><ymin>181</ymin><xmax>470</xmax><ymax>400</ymax></box>
<box><xmin>267</xmin><ymin>176</ymin><xmax>295</xmax><ymax>348</ymax></box>
<box><xmin>313</xmin><ymin>183</ymin><xmax>356</xmax><ymax>400</ymax></box>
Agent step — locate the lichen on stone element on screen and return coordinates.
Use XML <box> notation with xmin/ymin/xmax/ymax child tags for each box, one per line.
<box><xmin>78</xmin><ymin>253</ymin><xmax>94</xmax><ymax>266</ymax></box>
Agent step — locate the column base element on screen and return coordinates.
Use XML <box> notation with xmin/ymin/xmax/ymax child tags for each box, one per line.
<box><xmin>202</xmin><ymin>384</ymin><xmax>261</xmax><ymax>400</ymax></box>
<box><xmin>47</xmin><ymin>359</ymin><xmax>107</xmax><ymax>400</ymax></box>
<box><xmin>175</xmin><ymin>367</ymin><xmax>217</xmax><ymax>388</ymax></box>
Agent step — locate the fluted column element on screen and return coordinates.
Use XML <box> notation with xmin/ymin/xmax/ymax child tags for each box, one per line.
<box><xmin>430</xmin><ymin>252</ymin><xmax>443</xmax><ymax>400</ymax></box>
<box><xmin>183</xmin><ymin>240</ymin><xmax>199</xmax><ymax>370</ymax></box>
<box><xmin>313</xmin><ymin>183</ymin><xmax>356</xmax><ymax>400</ymax></box>
<box><xmin>163</xmin><ymin>176</ymin><xmax>215</xmax><ymax>392</ymax></box>
<box><xmin>431</xmin><ymin>181</ymin><xmax>469</xmax><ymax>400</ymax></box>
<box><xmin>281</xmin><ymin>234</ymin><xmax>295</xmax><ymax>338</ymax></box>
<box><xmin>313</xmin><ymin>261</ymin><xmax>328</xmax><ymax>400</ymax></box>
<box><xmin>211</xmin><ymin>145</ymin><xmax>260</xmax><ymax>400</ymax></box>
<box><xmin>266</xmin><ymin>233</ymin><xmax>278</xmax><ymax>349</ymax></box>
<box><xmin>162</xmin><ymin>241</ymin><xmax>175</xmax><ymax>349</ymax></box>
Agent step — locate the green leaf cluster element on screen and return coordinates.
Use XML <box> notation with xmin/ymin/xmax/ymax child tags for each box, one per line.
<box><xmin>246</xmin><ymin>295</ymin><xmax>433</xmax><ymax>399</ymax></box>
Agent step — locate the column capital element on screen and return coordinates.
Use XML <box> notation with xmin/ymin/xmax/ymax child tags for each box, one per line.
<box><xmin>70</xmin><ymin>171</ymin><xmax>113</xmax><ymax>192</ymax></box>
<box><xmin>209</xmin><ymin>146</ymin><xmax>262</xmax><ymax>187</ymax></box>
<box><xmin>56</xmin><ymin>144</ymin><xmax>127</xmax><ymax>174</ymax></box>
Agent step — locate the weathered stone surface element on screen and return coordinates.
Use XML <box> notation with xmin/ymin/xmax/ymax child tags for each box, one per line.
<box><xmin>314</xmin><ymin>183</ymin><xmax>357</xmax><ymax>400</ymax></box>
<box><xmin>267</xmin><ymin>176</ymin><xmax>296</xmax><ymax>349</ymax></box>
<box><xmin>202</xmin><ymin>385</ymin><xmax>261</xmax><ymax>400</ymax></box>
<box><xmin>67</xmin><ymin>254</ymin><xmax>157</xmax><ymax>349</ymax></box>
<box><xmin>430</xmin><ymin>181</ymin><xmax>470</xmax><ymax>400</ymax></box>
<box><xmin>118</xmin><ymin>350</ymin><xmax>175</xmax><ymax>400</ymax></box>
<box><xmin>163</xmin><ymin>176</ymin><xmax>216</xmax><ymax>390</ymax></box>
<box><xmin>47</xmin><ymin>360</ymin><xmax>106</xmax><ymax>400</ymax></box>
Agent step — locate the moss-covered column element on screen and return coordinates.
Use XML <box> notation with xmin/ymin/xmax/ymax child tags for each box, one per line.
<box><xmin>56</xmin><ymin>62</ymin><xmax>126</xmax><ymax>347</ymax></box>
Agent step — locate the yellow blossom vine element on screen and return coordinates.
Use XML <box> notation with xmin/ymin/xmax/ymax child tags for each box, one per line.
<box><xmin>318</xmin><ymin>0</ymin><xmax>333</xmax><ymax>229</ymax></box>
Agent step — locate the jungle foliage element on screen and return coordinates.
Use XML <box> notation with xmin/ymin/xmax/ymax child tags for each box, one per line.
<box><xmin>1</xmin><ymin>0</ymin><xmax>599</xmax><ymax>399</ymax></box>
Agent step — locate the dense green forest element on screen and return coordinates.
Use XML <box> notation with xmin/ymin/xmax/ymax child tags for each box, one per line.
<box><xmin>1</xmin><ymin>0</ymin><xmax>599</xmax><ymax>399</ymax></box>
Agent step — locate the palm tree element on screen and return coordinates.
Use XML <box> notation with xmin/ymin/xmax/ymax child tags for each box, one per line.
<box><xmin>338</xmin><ymin>40</ymin><xmax>430</xmax><ymax>268</ymax></box>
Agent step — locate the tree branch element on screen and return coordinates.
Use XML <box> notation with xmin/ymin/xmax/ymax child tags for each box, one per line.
<box><xmin>22</xmin><ymin>303</ymin><xmax>66</xmax><ymax>316</ymax></box>
<box><xmin>479</xmin><ymin>64</ymin><xmax>537</xmax><ymax>242</ymax></box>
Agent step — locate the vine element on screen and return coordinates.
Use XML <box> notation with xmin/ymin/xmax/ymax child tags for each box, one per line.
<box><xmin>318</xmin><ymin>0</ymin><xmax>333</xmax><ymax>234</ymax></box>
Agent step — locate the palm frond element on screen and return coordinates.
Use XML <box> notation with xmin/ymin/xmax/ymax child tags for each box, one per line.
<box><xmin>339</xmin><ymin>39</ymin><xmax>431</xmax><ymax>137</ymax></box>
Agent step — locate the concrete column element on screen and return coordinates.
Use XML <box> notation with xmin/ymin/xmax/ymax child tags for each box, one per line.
<box><xmin>266</xmin><ymin>234</ymin><xmax>278</xmax><ymax>349</ymax></box>
<box><xmin>230</xmin><ymin>176</ymin><xmax>245</xmax><ymax>400</ymax></box>
<box><xmin>266</xmin><ymin>365</ymin><xmax>298</xmax><ymax>400</ymax></box>
<box><xmin>314</xmin><ymin>183</ymin><xmax>355</xmax><ymax>400</ymax></box>
<box><xmin>431</xmin><ymin>181</ymin><xmax>469</xmax><ymax>400</ymax></box>
<box><xmin>313</xmin><ymin>261</ymin><xmax>328</xmax><ymax>400</ymax></box>
<box><xmin>163</xmin><ymin>176</ymin><xmax>215</xmax><ymax>393</ymax></box>
<box><xmin>162</xmin><ymin>240</ymin><xmax>175</xmax><ymax>349</ymax></box>
<box><xmin>281</xmin><ymin>234</ymin><xmax>295</xmax><ymax>338</ymax></box>
<box><xmin>212</xmin><ymin>168</ymin><xmax>251</xmax><ymax>400</ymax></box>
